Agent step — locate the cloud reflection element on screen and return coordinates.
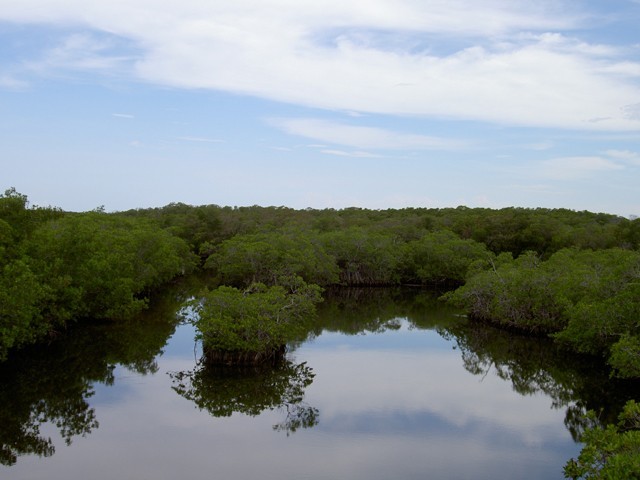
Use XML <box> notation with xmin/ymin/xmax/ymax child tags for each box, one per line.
<box><xmin>2</xmin><ymin>312</ymin><xmax>581</xmax><ymax>480</ymax></box>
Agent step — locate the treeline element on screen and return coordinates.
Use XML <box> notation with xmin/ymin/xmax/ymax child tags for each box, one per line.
<box><xmin>0</xmin><ymin>188</ymin><xmax>197</xmax><ymax>360</ymax></box>
<box><xmin>2</xmin><ymin>188</ymin><xmax>640</xmax><ymax>373</ymax></box>
<box><xmin>123</xmin><ymin>201</ymin><xmax>639</xmax><ymax>285</ymax></box>
<box><xmin>124</xmin><ymin>202</ymin><xmax>640</xmax><ymax>258</ymax></box>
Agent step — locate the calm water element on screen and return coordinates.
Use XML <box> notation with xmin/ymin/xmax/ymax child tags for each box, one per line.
<box><xmin>1</xmin><ymin>287</ymin><xmax>634</xmax><ymax>479</ymax></box>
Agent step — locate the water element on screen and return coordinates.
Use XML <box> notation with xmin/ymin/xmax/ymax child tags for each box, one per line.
<box><xmin>1</xmin><ymin>287</ymin><xmax>633</xmax><ymax>479</ymax></box>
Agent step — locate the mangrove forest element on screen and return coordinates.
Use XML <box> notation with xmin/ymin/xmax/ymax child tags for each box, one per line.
<box><xmin>1</xmin><ymin>187</ymin><xmax>639</xmax><ymax>478</ymax></box>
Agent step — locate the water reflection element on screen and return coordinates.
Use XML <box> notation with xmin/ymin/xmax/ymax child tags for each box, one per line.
<box><xmin>0</xmin><ymin>281</ymin><xmax>188</xmax><ymax>466</ymax></box>
<box><xmin>317</xmin><ymin>288</ymin><xmax>636</xmax><ymax>437</ymax></box>
<box><xmin>170</xmin><ymin>360</ymin><xmax>318</xmax><ymax>435</ymax></box>
<box><xmin>0</xmin><ymin>346</ymin><xmax>99</xmax><ymax>466</ymax></box>
<box><xmin>1</xmin><ymin>285</ymin><xmax>637</xmax><ymax>475</ymax></box>
<box><xmin>436</xmin><ymin>319</ymin><xmax>638</xmax><ymax>441</ymax></box>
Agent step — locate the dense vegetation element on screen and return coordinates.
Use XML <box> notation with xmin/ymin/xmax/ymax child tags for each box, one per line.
<box><xmin>189</xmin><ymin>277</ymin><xmax>323</xmax><ymax>365</ymax></box>
<box><xmin>0</xmin><ymin>278</ymin><xmax>195</xmax><ymax>466</ymax></box>
<box><xmin>2</xmin><ymin>187</ymin><xmax>639</xmax><ymax>476</ymax></box>
<box><xmin>0</xmin><ymin>188</ymin><xmax>197</xmax><ymax>360</ymax></box>
<box><xmin>3</xmin><ymin>187</ymin><xmax>639</xmax><ymax>370</ymax></box>
<box><xmin>444</xmin><ymin>248</ymin><xmax>640</xmax><ymax>378</ymax></box>
<box><xmin>564</xmin><ymin>400</ymin><xmax>640</xmax><ymax>479</ymax></box>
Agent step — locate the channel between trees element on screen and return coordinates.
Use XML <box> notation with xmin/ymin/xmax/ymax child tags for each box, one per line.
<box><xmin>2</xmin><ymin>188</ymin><xmax>639</xmax><ymax>476</ymax></box>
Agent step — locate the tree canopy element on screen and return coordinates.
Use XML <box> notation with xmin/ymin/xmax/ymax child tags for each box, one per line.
<box><xmin>2</xmin><ymin>187</ymin><xmax>639</xmax><ymax>379</ymax></box>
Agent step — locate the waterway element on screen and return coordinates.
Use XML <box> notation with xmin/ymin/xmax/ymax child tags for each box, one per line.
<box><xmin>1</xmin><ymin>287</ymin><xmax>634</xmax><ymax>479</ymax></box>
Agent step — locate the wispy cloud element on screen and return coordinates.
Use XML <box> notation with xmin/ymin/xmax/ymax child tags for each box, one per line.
<box><xmin>519</xmin><ymin>142</ymin><xmax>554</xmax><ymax>151</ymax></box>
<box><xmin>540</xmin><ymin>156</ymin><xmax>624</xmax><ymax>180</ymax></box>
<box><xmin>0</xmin><ymin>73</ymin><xmax>29</xmax><ymax>90</ymax></box>
<box><xmin>270</xmin><ymin>118</ymin><xmax>464</xmax><ymax>150</ymax></box>
<box><xmin>506</xmin><ymin>184</ymin><xmax>556</xmax><ymax>194</ymax></box>
<box><xmin>177</xmin><ymin>136</ymin><xmax>223</xmax><ymax>143</ymax></box>
<box><xmin>604</xmin><ymin>149</ymin><xmax>640</xmax><ymax>165</ymax></box>
<box><xmin>1</xmin><ymin>1</ymin><xmax>639</xmax><ymax>130</ymax></box>
<box><xmin>112</xmin><ymin>113</ymin><xmax>134</xmax><ymax>119</ymax></box>
<box><xmin>321</xmin><ymin>149</ymin><xmax>382</xmax><ymax>158</ymax></box>
<box><xmin>622</xmin><ymin>103</ymin><xmax>640</xmax><ymax>120</ymax></box>
<box><xmin>24</xmin><ymin>32</ymin><xmax>136</xmax><ymax>77</ymax></box>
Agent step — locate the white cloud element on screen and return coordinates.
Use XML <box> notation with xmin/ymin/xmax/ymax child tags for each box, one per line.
<box><xmin>1</xmin><ymin>1</ymin><xmax>639</xmax><ymax>130</ymax></box>
<box><xmin>0</xmin><ymin>1</ymin><xmax>584</xmax><ymax>38</ymax></box>
<box><xmin>112</xmin><ymin>113</ymin><xmax>134</xmax><ymax>119</ymax></box>
<box><xmin>540</xmin><ymin>156</ymin><xmax>624</xmax><ymax>180</ymax></box>
<box><xmin>622</xmin><ymin>103</ymin><xmax>640</xmax><ymax>120</ymax></box>
<box><xmin>25</xmin><ymin>32</ymin><xmax>136</xmax><ymax>77</ymax></box>
<box><xmin>270</xmin><ymin>118</ymin><xmax>463</xmax><ymax>150</ymax></box>
<box><xmin>528</xmin><ymin>32</ymin><xmax>621</xmax><ymax>57</ymax></box>
<box><xmin>601</xmin><ymin>62</ymin><xmax>640</xmax><ymax>77</ymax></box>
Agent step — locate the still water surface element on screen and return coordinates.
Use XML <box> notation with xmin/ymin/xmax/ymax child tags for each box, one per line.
<box><xmin>1</xmin><ymin>287</ymin><xmax>632</xmax><ymax>479</ymax></box>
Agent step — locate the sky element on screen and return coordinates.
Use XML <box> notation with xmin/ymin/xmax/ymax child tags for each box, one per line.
<box><xmin>1</xmin><ymin>1</ymin><xmax>639</xmax><ymax>216</ymax></box>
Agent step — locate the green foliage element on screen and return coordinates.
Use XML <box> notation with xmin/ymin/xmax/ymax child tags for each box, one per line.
<box><xmin>0</xmin><ymin>188</ymin><xmax>63</xmax><ymax>247</ymax></box>
<box><xmin>25</xmin><ymin>212</ymin><xmax>197</xmax><ymax>321</ymax></box>
<box><xmin>123</xmin><ymin>202</ymin><xmax>222</xmax><ymax>255</ymax></box>
<box><xmin>0</xmin><ymin>190</ymin><xmax>198</xmax><ymax>359</ymax></box>
<box><xmin>0</xmin><ymin>259</ymin><xmax>47</xmax><ymax>360</ymax></box>
<box><xmin>191</xmin><ymin>277</ymin><xmax>323</xmax><ymax>364</ymax></box>
<box><xmin>444</xmin><ymin>207</ymin><xmax>628</xmax><ymax>256</ymax></box>
<box><xmin>205</xmin><ymin>231</ymin><xmax>339</xmax><ymax>287</ymax></box>
<box><xmin>0</xmin><ymin>188</ymin><xmax>30</xmax><ymax>242</ymax></box>
<box><xmin>446</xmin><ymin>248</ymin><xmax>640</xmax><ymax>378</ymax></box>
<box><xmin>319</xmin><ymin>227</ymin><xmax>401</xmax><ymax>285</ymax></box>
<box><xmin>620</xmin><ymin>218</ymin><xmax>640</xmax><ymax>250</ymax></box>
<box><xmin>608</xmin><ymin>335</ymin><xmax>640</xmax><ymax>379</ymax></box>
<box><xmin>444</xmin><ymin>251</ymin><xmax>568</xmax><ymax>333</ymax></box>
<box><xmin>3</xmin><ymin>188</ymin><xmax>639</xmax><ymax>372</ymax></box>
<box><xmin>400</xmin><ymin>230</ymin><xmax>493</xmax><ymax>285</ymax></box>
<box><xmin>564</xmin><ymin>400</ymin><xmax>640</xmax><ymax>479</ymax></box>
<box><xmin>551</xmin><ymin>252</ymin><xmax>640</xmax><ymax>364</ymax></box>
<box><xmin>554</xmin><ymin>283</ymin><xmax>640</xmax><ymax>357</ymax></box>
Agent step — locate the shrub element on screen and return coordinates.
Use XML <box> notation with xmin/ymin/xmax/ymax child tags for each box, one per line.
<box><xmin>190</xmin><ymin>277</ymin><xmax>322</xmax><ymax>365</ymax></box>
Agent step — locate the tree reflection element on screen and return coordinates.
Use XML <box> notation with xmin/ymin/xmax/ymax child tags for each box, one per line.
<box><xmin>0</xmin><ymin>281</ymin><xmax>188</xmax><ymax>466</ymax></box>
<box><xmin>0</xmin><ymin>336</ymin><xmax>101</xmax><ymax>466</ymax></box>
<box><xmin>315</xmin><ymin>287</ymin><xmax>637</xmax><ymax>441</ymax></box>
<box><xmin>437</xmin><ymin>319</ymin><xmax>638</xmax><ymax>440</ymax></box>
<box><xmin>2</xmin><ymin>284</ymin><xmax>637</xmax><ymax>468</ymax></box>
<box><xmin>314</xmin><ymin>287</ymin><xmax>406</xmax><ymax>334</ymax></box>
<box><xmin>170</xmin><ymin>359</ymin><xmax>319</xmax><ymax>435</ymax></box>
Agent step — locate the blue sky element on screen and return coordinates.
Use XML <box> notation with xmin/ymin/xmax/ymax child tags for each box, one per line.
<box><xmin>1</xmin><ymin>1</ymin><xmax>639</xmax><ymax>216</ymax></box>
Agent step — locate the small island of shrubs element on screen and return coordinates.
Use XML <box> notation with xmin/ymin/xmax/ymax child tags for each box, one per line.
<box><xmin>188</xmin><ymin>276</ymin><xmax>322</xmax><ymax>366</ymax></box>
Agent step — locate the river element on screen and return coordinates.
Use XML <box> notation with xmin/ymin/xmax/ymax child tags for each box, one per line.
<box><xmin>1</xmin><ymin>286</ymin><xmax>634</xmax><ymax>479</ymax></box>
